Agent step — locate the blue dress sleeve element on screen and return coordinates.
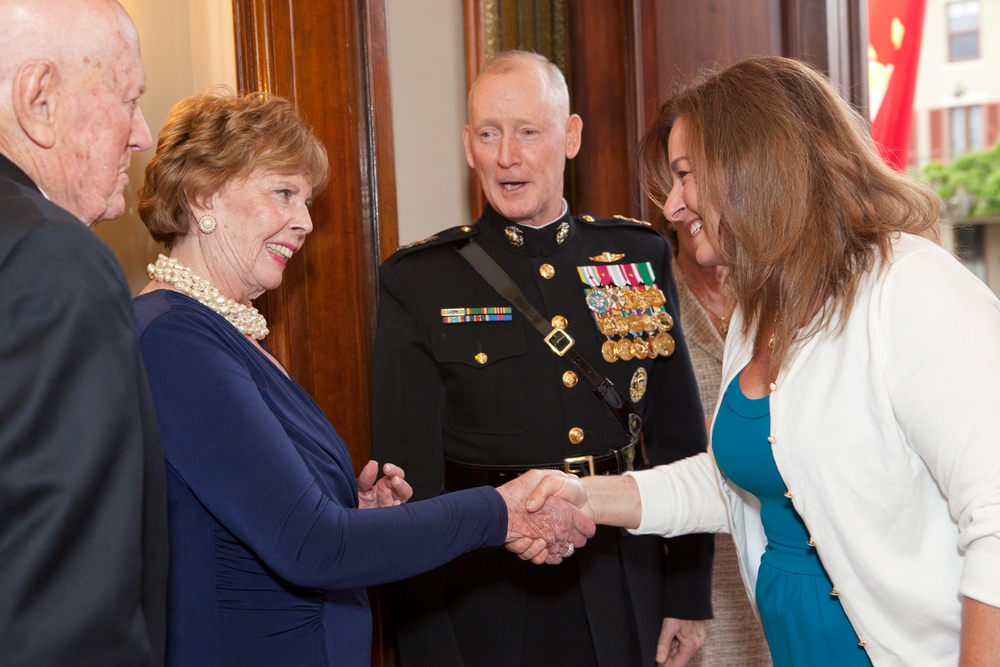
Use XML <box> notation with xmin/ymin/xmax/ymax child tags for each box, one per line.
<box><xmin>138</xmin><ymin>302</ymin><xmax>507</xmax><ymax>591</ymax></box>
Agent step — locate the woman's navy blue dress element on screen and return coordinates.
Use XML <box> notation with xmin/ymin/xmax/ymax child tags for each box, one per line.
<box><xmin>134</xmin><ymin>291</ymin><xmax>508</xmax><ymax>666</ymax></box>
<box><xmin>712</xmin><ymin>377</ymin><xmax>872</xmax><ymax>667</ymax></box>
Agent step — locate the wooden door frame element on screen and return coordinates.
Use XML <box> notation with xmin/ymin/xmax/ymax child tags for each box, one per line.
<box><xmin>231</xmin><ymin>0</ymin><xmax>398</xmax><ymax>472</ymax></box>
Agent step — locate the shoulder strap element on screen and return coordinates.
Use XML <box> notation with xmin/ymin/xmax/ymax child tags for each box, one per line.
<box><xmin>455</xmin><ymin>238</ymin><xmax>642</xmax><ymax>440</ymax></box>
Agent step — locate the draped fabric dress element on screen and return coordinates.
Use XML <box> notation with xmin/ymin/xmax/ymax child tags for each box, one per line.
<box><xmin>134</xmin><ymin>290</ymin><xmax>508</xmax><ymax>667</ymax></box>
<box><xmin>713</xmin><ymin>378</ymin><xmax>873</xmax><ymax>667</ymax></box>
<box><xmin>672</xmin><ymin>263</ymin><xmax>772</xmax><ymax>667</ymax></box>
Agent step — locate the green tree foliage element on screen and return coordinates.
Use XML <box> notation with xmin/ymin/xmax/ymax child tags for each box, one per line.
<box><xmin>919</xmin><ymin>142</ymin><xmax>1000</xmax><ymax>221</ymax></box>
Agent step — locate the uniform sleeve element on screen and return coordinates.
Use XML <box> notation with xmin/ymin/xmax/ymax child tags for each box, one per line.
<box><xmin>371</xmin><ymin>260</ymin><xmax>448</xmax><ymax>498</ymax></box>
<box><xmin>643</xmin><ymin>248</ymin><xmax>715</xmax><ymax>619</ymax></box>
<box><xmin>880</xmin><ymin>247</ymin><xmax>1000</xmax><ymax>608</ymax></box>
<box><xmin>140</xmin><ymin>310</ymin><xmax>507</xmax><ymax>591</ymax></box>
<box><xmin>370</xmin><ymin>259</ymin><xmax>467</xmax><ymax>662</ymax></box>
<box><xmin>0</xmin><ymin>225</ymin><xmax>161</xmax><ymax>666</ymax></box>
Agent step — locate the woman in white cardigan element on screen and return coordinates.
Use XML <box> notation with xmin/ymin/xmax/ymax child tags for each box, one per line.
<box><xmin>514</xmin><ymin>56</ymin><xmax>1000</xmax><ymax>667</ymax></box>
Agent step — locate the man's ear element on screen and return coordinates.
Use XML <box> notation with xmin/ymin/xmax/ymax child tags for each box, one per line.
<box><xmin>462</xmin><ymin>124</ymin><xmax>476</xmax><ymax>169</ymax></box>
<box><xmin>12</xmin><ymin>60</ymin><xmax>58</xmax><ymax>149</ymax></box>
<box><xmin>565</xmin><ymin>114</ymin><xmax>582</xmax><ymax>160</ymax></box>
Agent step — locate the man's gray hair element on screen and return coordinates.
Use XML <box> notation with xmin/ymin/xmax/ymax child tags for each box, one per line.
<box><xmin>468</xmin><ymin>50</ymin><xmax>570</xmax><ymax>117</ymax></box>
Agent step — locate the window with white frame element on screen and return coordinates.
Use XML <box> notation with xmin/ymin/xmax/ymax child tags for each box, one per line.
<box><xmin>948</xmin><ymin>0</ymin><xmax>980</xmax><ymax>61</ymax></box>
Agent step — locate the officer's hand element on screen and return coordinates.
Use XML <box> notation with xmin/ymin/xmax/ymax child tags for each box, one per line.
<box><xmin>656</xmin><ymin>617</ymin><xmax>706</xmax><ymax>667</ymax></box>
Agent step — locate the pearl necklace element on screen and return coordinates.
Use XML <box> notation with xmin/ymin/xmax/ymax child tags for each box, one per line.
<box><xmin>147</xmin><ymin>254</ymin><xmax>269</xmax><ymax>340</ymax></box>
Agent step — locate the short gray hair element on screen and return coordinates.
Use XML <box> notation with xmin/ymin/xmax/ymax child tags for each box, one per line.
<box><xmin>468</xmin><ymin>50</ymin><xmax>570</xmax><ymax>117</ymax></box>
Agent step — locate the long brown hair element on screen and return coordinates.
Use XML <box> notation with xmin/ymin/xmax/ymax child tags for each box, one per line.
<box><xmin>638</xmin><ymin>56</ymin><xmax>940</xmax><ymax>375</ymax></box>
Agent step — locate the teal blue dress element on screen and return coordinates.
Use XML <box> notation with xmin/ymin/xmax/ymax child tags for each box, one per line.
<box><xmin>711</xmin><ymin>376</ymin><xmax>872</xmax><ymax>667</ymax></box>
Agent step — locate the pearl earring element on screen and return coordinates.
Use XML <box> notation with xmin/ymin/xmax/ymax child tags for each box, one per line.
<box><xmin>198</xmin><ymin>214</ymin><xmax>217</xmax><ymax>234</ymax></box>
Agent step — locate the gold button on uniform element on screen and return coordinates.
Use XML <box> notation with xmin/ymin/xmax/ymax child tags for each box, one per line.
<box><xmin>551</xmin><ymin>315</ymin><xmax>568</xmax><ymax>330</ymax></box>
<box><xmin>562</xmin><ymin>371</ymin><xmax>578</xmax><ymax>387</ymax></box>
<box><xmin>540</xmin><ymin>264</ymin><xmax>555</xmax><ymax>279</ymax></box>
<box><xmin>460</xmin><ymin>226</ymin><xmax>472</xmax><ymax>232</ymax></box>
<box><xmin>474</xmin><ymin>353</ymin><xmax>488</xmax><ymax>365</ymax></box>
<box><xmin>568</xmin><ymin>427</ymin><xmax>585</xmax><ymax>444</ymax></box>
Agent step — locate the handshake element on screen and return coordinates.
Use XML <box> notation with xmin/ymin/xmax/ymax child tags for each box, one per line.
<box><xmin>495</xmin><ymin>469</ymin><xmax>639</xmax><ymax>565</ymax></box>
<box><xmin>361</xmin><ymin>462</ymin><xmax>641</xmax><ymax>565</ymax></box>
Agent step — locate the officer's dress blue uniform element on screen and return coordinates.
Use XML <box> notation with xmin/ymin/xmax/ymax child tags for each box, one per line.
<box><xmin>372</xmin><ymin>204</ymin><xmax>713</xmax><ymax>666</ymax></box>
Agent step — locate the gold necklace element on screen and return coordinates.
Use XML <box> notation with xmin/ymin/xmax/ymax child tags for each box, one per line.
<box><xmin>690</xmin><ymin>286</ymin><xmax>728</xmax><ymax>337</ymax></box>
<box><xmin>147</xmin><ymin>254</ymin><xmax>269</xmax><ymax>340</ymax></box>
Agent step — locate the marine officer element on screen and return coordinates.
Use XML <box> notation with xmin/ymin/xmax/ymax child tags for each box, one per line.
<box><xmin>371</xmin><ymin>50</ymin><xmax>712</xmax><ymax>667</ymax></box>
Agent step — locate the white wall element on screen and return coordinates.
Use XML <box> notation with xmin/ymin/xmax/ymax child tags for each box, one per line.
<box><xmin>97</xmin><ymin>0</ymin><xmax>237</xmax><ymax>294</ymax></box>
<box><xmin>100</xmin><ymin>1</ymin><xmax>468</xmax><ymax>283</ymax></box>
<box><xmin>386</xmin><ymin>0</ymin><xmax>470</xmax><ymax>245</ymax></box>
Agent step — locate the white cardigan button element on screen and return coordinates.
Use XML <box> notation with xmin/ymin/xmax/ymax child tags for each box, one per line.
<box><xmin>769</xmin><ymin>382</ymin><xmax>777</xmax><ymax>391</ymax></box>
<box><xmin>806</xmin><ymin>537</ymin><xmax>816</xmax><ymax>547</ymax></box>
<box><xmin>830</xmin><ymin>588</ymin><xmax>839</xmax><ymax>597</ymax></box>
<box><xmin>783</xmin><ymin>491</ymin><xmax>792</xmax><ymax>498</ymax></box>
<box><xmin>857</xmin><ymin>638</ymin><xmax>866</xmax><ymax>648</ymax></box>
<box><xmin>767</xmin><ymin>435</ymin><xmax>776</xmax><ymax>444</ymax></box>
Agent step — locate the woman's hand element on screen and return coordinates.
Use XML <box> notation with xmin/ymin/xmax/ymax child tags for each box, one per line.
<box><xmin>357</xmin><ymin>460</ymin><xmax>413</xmax><ymax>509</ymax></box>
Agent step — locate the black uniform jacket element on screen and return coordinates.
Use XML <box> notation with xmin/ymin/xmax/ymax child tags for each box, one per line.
<box><xmin>0</xmin><ymin>155</ymin><xmax>168</xmax><ymax>666</ymax></box>
<box><xmin>371</xmin><ymin>205</ymin><xmax>712</xmax><ymax>666</ymax></box>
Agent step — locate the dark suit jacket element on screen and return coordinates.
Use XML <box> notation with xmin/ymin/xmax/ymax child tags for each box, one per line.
<box><xmin>372</xmin><ymin>206</ymin><xmax>712</xmax><ymax>666</ymax></box>
<box><xmin>0</xmin><ymin>154</ymin><xmax>168</xmax><ymax>666</ymax></box>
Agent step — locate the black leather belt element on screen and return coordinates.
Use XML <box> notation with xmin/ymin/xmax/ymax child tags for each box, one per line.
<box><xmin>444</xmin><ymin>441</ymin><xmax>638</xmax><ymax>491</ymax></box>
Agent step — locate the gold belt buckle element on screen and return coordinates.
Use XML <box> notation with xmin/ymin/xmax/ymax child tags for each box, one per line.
<box><xmin>564</xmin><ymin>455</ymin><xmax>595</xmax><ymax>476</ymax></box>
<box><xmin>544</xmin><ymin>328</ymin><xmax>575</xmax><ymax>356</ymax></box>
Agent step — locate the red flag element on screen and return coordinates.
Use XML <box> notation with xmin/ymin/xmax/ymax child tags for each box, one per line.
<box><xmin>868</xmin><ymin>0</ymin><xmax>927</xmax><ymax>170</ymax></box>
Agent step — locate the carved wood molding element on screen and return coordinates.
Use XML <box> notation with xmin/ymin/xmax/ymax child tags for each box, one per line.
<box><xmin>781</xmin><ymin>0</ymin><xmax>868</xmax><ymax>111</ymax></box>
<box><xmin>462</xmin><ymin>0</ymin><xmax>571</xmax><ymax>218</ymax></box>
<box><xmin>230</xmin><ymin>0</ymin><xmax>396</xmax><ymax>473</ymax></box>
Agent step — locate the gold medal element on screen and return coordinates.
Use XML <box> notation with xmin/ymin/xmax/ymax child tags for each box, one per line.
<box><xmin>656</xmin><ymin>311</ymin><xmax>674</xmax><ymax>332</ymax></box>
<box><xmin>630</xmin><ymin>367</ymin><xmax>648</xmax><ymax>402</ymax></box>
<box><xmin>616</xmin><ymin>338</ymin><xmax>635</xmax><ymax>361</ymax></box>
<box><xmin>652</xmin><ymin>332</ymin><xmax>675</xmax><ymax>357</ymax></box>
<box><xmin>622</xmin><ymin>288</ymin><xmax>642</xmax><ymax>311</ymax></box>
<box><xmin>633</xmin><ymin>337</ymin><xmax>648</xmax><ymax>360</ymax></box>
<box><xmin>597</xmin><ymin>315</ymin><xmax>614</xmax><ymax>337</ymax></box>
<box><xmin>644</xmin><ymin>288</ymin><xmax>666</xmax><ymax>308</ymax></box>
<box><xmin>601</xmin><ymin>339</ymin><xmax>618</xmax><ymax>363</ymax></box>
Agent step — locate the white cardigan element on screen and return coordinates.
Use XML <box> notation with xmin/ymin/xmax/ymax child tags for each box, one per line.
<box><xmin>627</xmin><ymin>233</ymin><xmax>1000</xmax><ymax>666</ymax></box>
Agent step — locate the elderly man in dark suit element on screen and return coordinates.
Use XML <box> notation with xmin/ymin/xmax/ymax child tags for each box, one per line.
<box><xmin>372</xmin><ymin>50</ymin><xmax>712</xmax><ymax>667</ymax></box>
<box><xmin>0</xmin><ymin>1</ymin><xmax>167</xmax><ymax>665</ymax></box>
